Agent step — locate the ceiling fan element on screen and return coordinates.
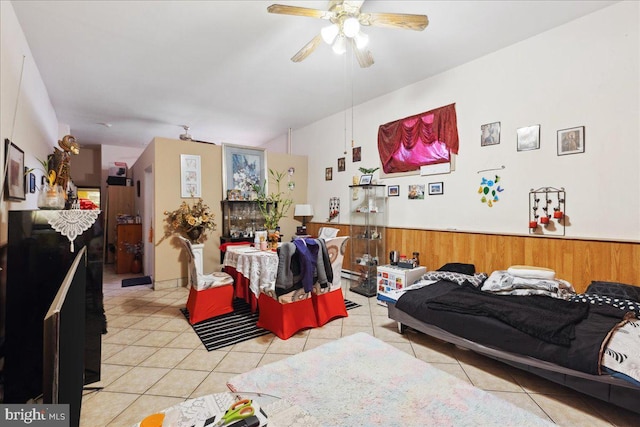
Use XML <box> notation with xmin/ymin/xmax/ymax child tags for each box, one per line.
<box><xmin>267</xmin><ymin>0</ymin><xmax>429</xmax><ymax>68</ymax></box>
<box><xmin>179</xmin><ymin>125</ymin><xmax>216</xmax><ymax>144</ymax></box>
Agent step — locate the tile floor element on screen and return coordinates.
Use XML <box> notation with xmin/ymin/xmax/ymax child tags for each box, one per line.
<box><xmin>80</xmin><ymin>267</ymin><xmax>640</xmax><ymax>426</ymax></box>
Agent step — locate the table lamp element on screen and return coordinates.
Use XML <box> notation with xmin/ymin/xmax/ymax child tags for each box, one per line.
<box><xmin>294</xmin><ymin>204</ymin><xmax>314</xmax><ymax>235</ymax></box>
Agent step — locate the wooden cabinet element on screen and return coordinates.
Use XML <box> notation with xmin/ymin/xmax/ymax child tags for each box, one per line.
<box><xmin>105</xmin><ymin>186</ymin><xmax>135</xmax><ymax>264</ymax></box>
<box><xmin>116</xmin><ymin>224</ymin><xmax>142</xmax><ymax>274</ymax></box>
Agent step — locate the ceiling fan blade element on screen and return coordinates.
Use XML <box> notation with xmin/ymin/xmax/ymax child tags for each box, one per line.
<box><xmin>360</xmin><ymin>12</ymin><xmax>429</xmax><ymax>31</ymax></box>
<box><xmin>291</xmin><ymin>34</ymin><xmax>323</xmax><ymax>63</ymax></box>
<box><xmin>350</xmin><ymin>39</ymin><xmax>374</xmax><ymax>68</ymax></box>
<box><xmin>267</xmin><ymin>4</ymin><xmax>334</xmax><ymax>20</ymax></box>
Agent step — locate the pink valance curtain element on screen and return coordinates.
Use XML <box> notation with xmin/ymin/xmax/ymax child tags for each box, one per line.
<box><xmin>378</xmin><ymin>103</ymin><xmax>459</xmax><ymax>174</ymax></box>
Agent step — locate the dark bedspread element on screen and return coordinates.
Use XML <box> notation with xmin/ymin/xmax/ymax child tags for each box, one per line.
<box><xmin>425</xmin><ymin>285</ymin><xmax>589</xmax><ymax>345</ymax></box>
<box><xmin>396</xmin><ymin>281</ymin><xmax>628</xmax><ymax>374</ymax></box>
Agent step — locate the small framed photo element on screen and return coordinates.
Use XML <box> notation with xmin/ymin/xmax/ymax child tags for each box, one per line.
<box><xmin>481</xmin><ymin>122</ymin><xmax>501</xmax><ymax>146</ymax></box>
<box><xmin>4</xmin><ymin>139</ymin><xmax>26</xmax><ymax>201</ymax></box>
<box><xmin>337</xmin><ymin>157</ymin><xmax>345</xmax><ymax>172</ymax></box>
<box><xmin>408</xmin><ymin>184</ymin><xmax>425</xmax><ymax>200</ymax></box>
<box><xmin>557</xmin><ymin>126</ymin><xmax>585</xmax><ymax>156</ymax></box>
<box><xmin>359</xmin><ymin>174</ymin><xmax>372</xmax><ymax>185</ymax></box>
<box><xmin>352</xmin><ymin>146</ymin><xmax>361</xmax><ymax>162</ymax></box>
<box><xmin>29</xmin><ymin>172</ymin><xmax>36</xmax><ymax>193</ymax></box>
<box><xmin>517</xmin><ymin>125</ymin><xmax>540</xmax><ymax>151</ymax></box>
<box><xmin>325</xmin><ymin>167</ymin><xmax>333</xmax><ymax>181</ymax></box>
<box><xmin>428</xmin><ymin>182</ymin><xmax>444</xmax><ymax>195</ymax></box>
<box><xmin>387</xmin><ymin>185</ymin><xmax>399</xmax><ymax>197</ymax></box>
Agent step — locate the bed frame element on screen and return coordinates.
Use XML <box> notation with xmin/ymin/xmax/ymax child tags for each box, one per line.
<box><xmin>387</xmin><ymin>302</ymin><xmax>640</xmax><ymax>415</ymax></box>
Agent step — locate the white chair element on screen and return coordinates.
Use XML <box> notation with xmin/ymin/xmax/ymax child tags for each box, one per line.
<box><xmin>312</xmin><ymin>236</ymin><xmax>350</xmax><ymax>326</ymax></box>
<box><xmin>178</xmin><ymin>236</ymin><xmax>234</xmax><ymax>324</ymax></box>
<box><xmin>317</xmin><ymin>227</ymin><xmax>339</xmax><ymax>240</ymax></box>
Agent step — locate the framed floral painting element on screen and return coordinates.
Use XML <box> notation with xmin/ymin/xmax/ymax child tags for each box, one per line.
<box><xmin>222</xmin><ymin>144</ymin><xmax>266</xmax><ymax>197</ymax></box>
<box><xmin>180</xmin><ymin>154</ymin><xmax>201</xmax><ymax>198</ymax></box>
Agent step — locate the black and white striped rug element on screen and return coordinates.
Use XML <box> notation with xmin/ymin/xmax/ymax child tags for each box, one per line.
<box><xmin>181</xmin><ymin>298</ymin><xmax>361</xmax><ymax>351</ymax></box>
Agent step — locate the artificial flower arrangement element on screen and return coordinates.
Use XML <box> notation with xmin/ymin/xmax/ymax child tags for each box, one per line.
<box><xmin>164</xmin><ymin>198</ymin><xmax>216</xmax><ymax>243</ymax></box>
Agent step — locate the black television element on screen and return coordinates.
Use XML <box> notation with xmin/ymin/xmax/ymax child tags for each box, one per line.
<box><xmin>42</xmin><ymin>247</ymin><xmax>86</xmax><ymax>427</ymax></box>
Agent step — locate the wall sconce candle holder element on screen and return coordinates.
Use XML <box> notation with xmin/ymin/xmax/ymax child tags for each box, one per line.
<box><xmin>529</xmin><ymin>187</ymin><xmax>565</xmax><ymax>236</ymax></box>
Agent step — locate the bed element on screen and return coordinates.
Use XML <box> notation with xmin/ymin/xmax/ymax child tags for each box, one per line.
<box><xmin>386</xmin><ymin>263</ymin><xmax>640</xmax><ymax>415</ymax></box>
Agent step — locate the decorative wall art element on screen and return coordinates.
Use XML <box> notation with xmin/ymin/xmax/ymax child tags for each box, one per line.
<box><xmin>29</xmin><ymin>172</ymin><xmax>36</xmax><ymax>193</ymax></box>
<box><xmin>408</xmin><ymin>184</ymin><xmax>425</xmax><ymax>200</ymax></box>
<box><xmin>428</xmin><ymin>182</ymin><xmax>444</xmax><ymax>195</ymax></box>
<box><xmin>529</xmin><ymin>186</ymin><xmax>565</xmax><ymax>236</ymax></box>
<box><xmin>180</xmin><ymin>154</ymin><xmax>201</xmax><ymax>198</ymax></box>
<box><xmin>337</xmin><ymin>157</ymin><xmax>345</xmax><ymax>172</ymax></box>
<box><xmin>481</xmin><ymin>122</ymin><xmax>501</xmax><ymax>146</ymax></box>
<box><xmin>325</xmin><ymin>167</ymin><xmax>333</xmax><ymax>181</ymax></box>
<box><xmin>222</xmin><ymin>144</ymin><xmax>266</xmax><ymax>197</ymax></box>
<box><xmin>328</xmin><ymin>197</ymin><xmax>340</xmax><ymax>222</ymax></box>
<box><xmin>387</xmin><ymin>185</ymin><xmax>399</xmax><ymax>197</ymax></box>
<box><xmin>557</xmin><ymin>126</ymin><xmax>585</xmax><ymax>156</ymax></box>
<box><xmin>4</xmin><ymin>139</ymin><xmax>26</xmax><ymax>201</ymax></box>
<box><xmin>378</xmin><ymin>103</ymin><xmax>459</xmax><ymax>175</ymax></box>
<box><xmin>516</xmin><ymin>125</ymin><xmax>540</xmax><ymax>151</ymax></box>
<box><xmin>478</xmin><ymin>175</ymin><xmax>503</xmax><ymax>207</ymax></box>
<box><xmin>352</xmin><ymin>146</ymin><xmax>361</xmax><ymax>162</ymax></box>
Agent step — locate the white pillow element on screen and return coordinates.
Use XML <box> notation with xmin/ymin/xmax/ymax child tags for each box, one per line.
<box><xmin>507</xmin><ymin>265</ymin><xmax>556</xmax><ymax>280</ymax></box>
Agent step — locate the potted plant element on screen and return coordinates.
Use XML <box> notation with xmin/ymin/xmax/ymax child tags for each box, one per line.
<box><xmin>253</xmin><ymin>169</ymin><xmax>294</xmax><ymax>244</ymax></box>
<box><xmin>163</xmin><ymin>198</ymin><xmax>217</xmax><ymax>243</ymax></box>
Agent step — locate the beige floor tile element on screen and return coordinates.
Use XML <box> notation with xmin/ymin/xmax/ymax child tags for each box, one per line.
<box><xmin>165</xmin><ymin>332</ymin><xmax>204</xmax><ymax>349</ymax></box>
<box><xmin>385</xmin><ymin>341</ymin><xmax>414</xmax><ymax>356</ymax></box>
<box><xmin>146</xmin><ymin>369</ymin><xmax>210</xmax><ymax>398</ymax></box>
<box><xmin>190</xmin><ymin>372</ymin><xmax>236</xmax><ymax>397</ymax></box>
<box><xmin>135</xmin><ymin>330</ymin><xmax>181</xmax><ymax>347</ymax></box>
<box><xmin>258</xmin><ymin>352</ymin><xmax>292</xmax><ymax>366</ymax></box>
<box><xmin>576</xmin><ymin>394</ymin><xmax>640</xmax><ymax>426</ymax></box>
<box><xmin>214</xmin><ymin>351</ymin><xmax>263</xmax><ymax>374</ymax></box>
<box><xmin>153</xmin><ymin>306</ymin><xmax>187</xmax><ymax>318</ymax></box>
<box><xmin>373</xmin><ymin>324</ymin><xmax>410</xmax><ymax>342</ymax></box>
<box><xmin>307</xmin><ymin>324</ymin><xmax>342</xmax><ymax>340</ymax></box>
<box><xmin>459</xmin><ymin>360</ymin><xmax>524</xmax><ymax>392</ymax></box>
<box><xmin>528</xmin><ymin>393</ymin><xmax>614</xmax><ymax>426</ymax></box>
<box><xmin>129</xmin><ymin>315</ymin><xmax>172</xmax><ymax>330</ymax></box>
<box><xmin>304</xmin><ymin>338</ymin><xmax>334</xmax><ymax>351</ymax></box>
<box><xmin>103</xmin><ymin>345</ymin><xmax>158</xmax><ymax>366</ymax></box>
<box><xmin>489</xmin><ymin>391</ymin><xmax>553</xmax><ymax>422</ymax></box>
<box><xmin>79</xmin><ymin>390</ymin><xmax>139</xmax><ymax>427</ymax></box>
<box><xmin>177</xmin><ymin>349</ymin><xmax>228</xmax><ymax>371</ymax></box>
<box><xmin>102</xmin><ymin>342</ymin><xmax>127</xmax><ymax>360</ymax></box>
<box><xmin>86</xmin><ymin>364</ymin><xmax>132</xmax><ymax>389</ymax></box>
<box><xmin>104</xmin><ymin>366</ymin><xmax>171</xmax><ymax>394</ymax></box>
<box><xmin>103</xmin><ymin>328</ymin><xmax>151</xmax><ymax>345</ymax></box>
<box><xmin>429</xmin><ymin>363</ymin><xmax>472</xmax><ymax>384</ymax></box>
<box><xmin>411</xmin><ymin>338</ymin><xmax>458</xmax><ymax>364</ymax></box>
<box><xmin>139</xmin><ymin>347</ymin><xmax>193</xmax><ymax>368</ymax></box>
<box><xmin>231</xmin><ymin>335</ymin><xmax>275</xmax><ymax>353</ymax></box>
<box><xmin>107</xmin><ymin>394</ymin><xmax>184</xmax><ymax>427</ymax></box>
<box><xmin>342</xmin><ymin>313</ymin><xmax>373</xmax><ymax>327</ymax></box>
<box><xmin>108</xmin><ymin>314</ymin><xmax>149</xmax><ymax>329</ymax></box>
<box><xmin>266</xmin><ymin>336</ymin><xmax>308</xmax><ymax>354</ymax></box>
<box><xmin>341</xmin><ymin>325</ymin><xmax>374</xmax><ymax>336</ymax></box>
<box><xmin>157</xmin><ymin>318</ymin><xmax>192</xmax><ymax>332</ymax></box>
<box><xmin>510</xmin><ymin>369</ymin><xmax>576</xmax><ymax>395</ymax></box>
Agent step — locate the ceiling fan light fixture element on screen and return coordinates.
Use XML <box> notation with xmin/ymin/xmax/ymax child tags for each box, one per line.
<box><xmin>332</xmin><ymin>35</ymin><xmax>347</xmax><ymax>55</ymax></box>
<box><xmin>342</xmin><ymin>16</ymin><xmax>360</xmax><ymax>38</ymax></box>
<box><xmin>354</xmin><ymin>31</ymin><xmax>369</xmax><ymax>49</ymax></box>
<box><xmin>321</xmin><ymin>23</ymin><xmax>339</xmax><ymax>44</ymax></box>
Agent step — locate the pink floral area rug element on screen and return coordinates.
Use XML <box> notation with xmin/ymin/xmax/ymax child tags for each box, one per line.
<box><xmin>228</xmin><ymin>332</ymin><xmax>553</xmax><ymax>426</ymax></box>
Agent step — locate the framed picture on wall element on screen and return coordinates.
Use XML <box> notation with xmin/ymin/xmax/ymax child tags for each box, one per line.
<box><xmin>352</xmin><ymin>146</ymin><xmax>361</xmax><ymax>162</ymax></box>
<box><xmin>180</xmin><ymin>154</ymin><xmax>201</xmax><ymax>198</ymax></box>
<box><xmin>325</xmin><ymin>167</ymin><xmax>333</xmax><ymax>181</ymax></box>
<box><xmin>428</xmin><ymin>182</ymin><xmax>444</xmax><ymax>195</ymax></box>
<box><xmin>557</xmin><ymin>126</ymin><xmax>585</xmax><ymax>156</ymax></box>
<box><xmin>222</xmin><ymin>144</ymin><xmax>266</xmax><ymax>196</ymax></box>
<box><xmin>4</xmin><ymin>139</ymin><xmax>26</xmax><ymax>201</ymax></box>
<box><xmin>337</xmin><ymin>157</ymin><xmax>345</xmax><ymax>172</ymax></box>
<box><xmin>387</xmin><ymin>185</ymin><xmax>399</xmax><ymax>197</ymax></box>
<box><xmin>481</xmin><ymin>122</ymin><xmax>501</xmax><ymax>146</ymax></box>
<box><xmin>516</xmin><ymin>125</ymin><xmax>540</xmax><ymax>151</ymax></box>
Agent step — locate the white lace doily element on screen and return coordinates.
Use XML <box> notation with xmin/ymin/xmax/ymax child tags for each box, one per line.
<box><xmin>41</xmin><ymin>209</ymin><xmax>101</xmax><ymax>252</ymax></box>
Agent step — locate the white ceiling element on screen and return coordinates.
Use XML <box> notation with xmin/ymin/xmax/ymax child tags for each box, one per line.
<box><xmin>11</xmin><ymin>0</ymin><xmax>617</xmax><ymax>149</ymax></box>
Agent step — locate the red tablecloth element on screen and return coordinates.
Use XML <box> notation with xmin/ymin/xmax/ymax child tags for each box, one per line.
<box><xmin>224</xmin><ymin>266</ymin><xmax>259</xmax><ymax>313</ymax></box>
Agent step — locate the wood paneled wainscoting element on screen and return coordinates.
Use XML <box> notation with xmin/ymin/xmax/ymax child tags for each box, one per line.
<box><xmin>308</xmin><ymin>223</ymin><xmax>639</xmax><ymax>294</ymax></box>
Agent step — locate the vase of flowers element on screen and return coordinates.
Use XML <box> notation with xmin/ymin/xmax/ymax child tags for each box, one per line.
<box><xmin>164</xmin><ymin>198</ymin><xmax>216</xmax><ymax>244</ymax></box>
<box><xmin>253</xmin><ymin>169</ymin><xmax>294</xmax><ymax>233</ymax></box>
<box><xmin>124</xmin><ymin>241</ymin><xmax>144</xmax><ymax>273</ymax></box>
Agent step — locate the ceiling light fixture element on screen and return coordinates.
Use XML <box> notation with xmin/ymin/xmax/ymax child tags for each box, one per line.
<box><xmin>321</xmin><ymin>23</ymin><xmax>339</xmax><ymax>44</ymax></box>
<box><xmin>322</xmin><ymin>15</ymin><xmax>368</xmax><ymax>56</ymax></box>
<box><xmin>332</xmin><ymin>34</ymin><xmax>347</xmax><ymax>55</ymax></box>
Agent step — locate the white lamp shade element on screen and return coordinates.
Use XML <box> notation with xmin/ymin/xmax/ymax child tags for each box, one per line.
<box><xmin>294</xmin><ymin>204</ymin><xmax>314</xmax><ymax>217</ymax></box>
<box><xmin>354</xmin><ymin>31</ymin><xmax>369</xmax><ymax>49</ymax></box>
<box><xmin>343</xmin><ymin>17</ymin><xmax>360</xmax><ymax>38</ymax></box>
<box><xmin>321</xmin><ymin>24</ymin><xmax>339</xmax><ymax>44</ymax></box>
<box><xmin>332</xmin><ymin>35</ymin><xmax>347</xmax><ymax>55</ymax></box>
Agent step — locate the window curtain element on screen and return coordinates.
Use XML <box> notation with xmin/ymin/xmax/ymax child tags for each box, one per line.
<box><xmin>378</xmin><ymin>103</ymin><xmax>459</xmax><ymax>174</ymax></box>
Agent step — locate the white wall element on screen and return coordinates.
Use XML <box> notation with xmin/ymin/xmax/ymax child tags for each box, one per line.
<box><xmin>0</xmin><ymin>1</ymin><xmax>61</xmax><ymax>242</ymax></box>
<box><xmin>293</xmin><ymin>1</ymin><xmax>639</xmax><ymax>242</ymax></box>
